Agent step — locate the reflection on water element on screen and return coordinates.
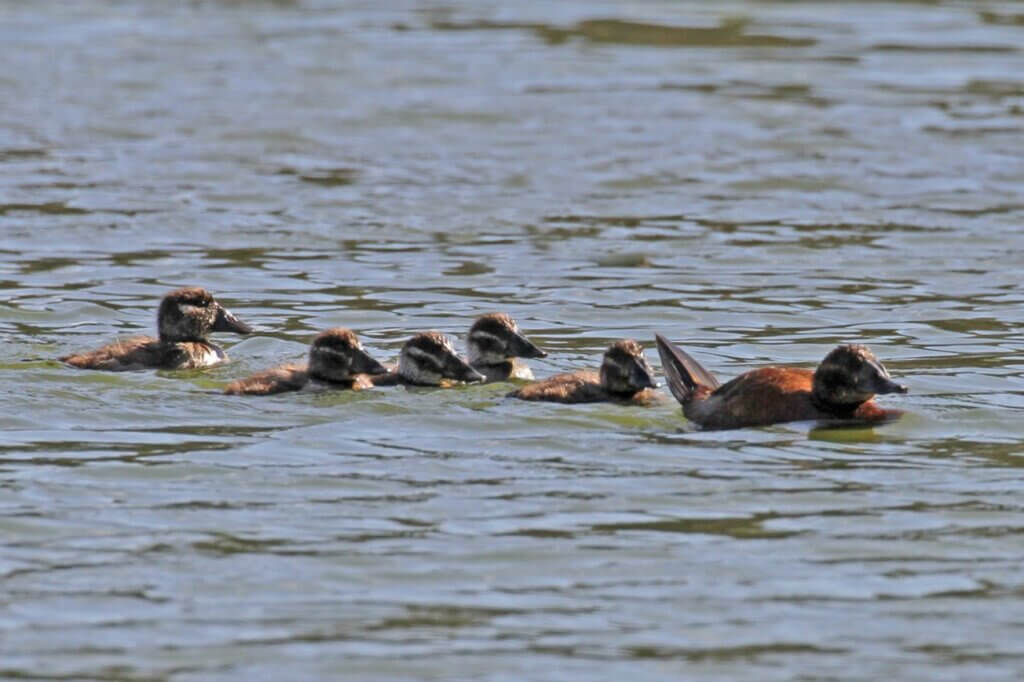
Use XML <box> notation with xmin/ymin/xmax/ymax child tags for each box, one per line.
<box><xmin>2</xmin><ymin>0</ymin><xmax>1024</xmax><ymax>680</ymax></box>
<box><xmin>433</xmin><ymin>16</ymin><xmax>817</xmax><ymax>48</ymax></box>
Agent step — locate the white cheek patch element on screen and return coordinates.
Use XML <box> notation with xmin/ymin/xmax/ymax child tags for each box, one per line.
<box><xmin>178</xmin><ymin>303</ymin><xmax>201</xmax><ymax>318</ymax></box>
<box><xmin>315</xmin><ymin>347</ymin><xmax>350</xmax><ymax>362</ymax></box>
<box><xmin>470</xmin><ymin>331</ymin><xmax>503</xmax><ymax>345</ymax></box>
<box><xmin>605</xmin><ymin>357</ymin><xmax>627</xmax><ymax>374</ymax></box>
<box><xmin>602</xmin><ymin>357</ymin><xmax>634</xmax><ymax>388</ymax></box>
<box><xmin>469</xmin><ymin>330</ymin><xmax>508</xmax><ymax>363</ymax></box>
<box><xmin>402</xmin><ymin>346</ymin><xmax>446</xmax><ymax>382</ymax></box>
<box><xmin>405</xmin><ymin>346</ymin><xmax>432</xmax><ymax>363</ymax></box>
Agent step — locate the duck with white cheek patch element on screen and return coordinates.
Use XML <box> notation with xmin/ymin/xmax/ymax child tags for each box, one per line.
<box><xmin>371</xmin><ymin>332</ymin><xmax>485</xmax><ymax>387</ymax></box>
<box><xmin>61</xmin><ymin>286</ymin><xmax>252</xmax><ymax>371</ymax></box>
<box><xmin>466</xmin><ymin>313</ymin><xmax>547</xmax><ymax>382</ymax></box>
<box><xmin>225</xmin><ymin>328</ymin><xmax>388</xmax><ymax>396</ymax></box>
<box><xmin>510</xmin><ymin>339</ymin><xmax>660</xmax><ymax>405</ymax></box>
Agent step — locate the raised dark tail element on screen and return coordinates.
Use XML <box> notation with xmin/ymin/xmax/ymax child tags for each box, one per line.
<box><xmin>654</xmin><ymin>333</ymin><xmax>720</xmax><ymax>405</ymax></box>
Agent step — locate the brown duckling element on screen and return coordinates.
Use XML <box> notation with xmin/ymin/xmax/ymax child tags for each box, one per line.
<box><xmin>61</xmin><ymin>286</ymin><xmax>252</xmax><ymax>371</ymax></box>
<box><xmin>371</xmin><ymin>331</ymin><xmax>485</xmax><ymax>387</ymax></box>
<box><xmin>224</xmin><ymin>328</ymin><xmax>388</xmax><ymax>396</ymax></box>
<box><xmin>510</xmin><ymin>339</ymin><xmax>659</xmax><ymax>404</ymax></box>
<box><xmin>467</xmin><ymin>312</ymin><xmax>547</xmax><ymax>382</ymax></box>
<box><xmin>655</xmin><ymin>333</ymin><xmax>908</xmax><ymax>430</ymax></box>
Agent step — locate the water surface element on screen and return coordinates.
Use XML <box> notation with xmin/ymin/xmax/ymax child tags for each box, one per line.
<box><xmin>2</xmin><ymin>1</ymin><xmax>1024</xmax><ymax>680</ymax></box>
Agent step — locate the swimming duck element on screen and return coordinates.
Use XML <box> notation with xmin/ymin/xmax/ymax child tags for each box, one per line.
<box><xmin>655</xmin><ymin>334</ymin><xmax>908</xmax><ymax>430</ymax></box>
<box><xmin>467</xmin><ymin>312</ymin><xmax>547</xmax><ymax>381</ymax></box>
<box><xmin>510</xmin><ymin>339</ymin><xmax>659</xmax><ymax>404</ymax></box>
<box><xmin>371</xmin><ymin>331</ymin><xmax>485</xmax><ymax>387</ymax></box>
<box><xmin>61</xmin><ymin>287</ymin><xmax>252</xmax><ymax>371</ymax></box>
<box><xmin>224</xmin><ymin>328</ymin><xmax>388</xmax><ymax>395</ymax></box>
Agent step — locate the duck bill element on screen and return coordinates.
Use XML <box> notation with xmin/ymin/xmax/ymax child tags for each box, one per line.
<box><xmin>442</xmin><ymin>352</ymin><xmax>485</xmax><ymax>384</ymax></box>
<box><xmin>352</xmin><ymin>347</ymin><xmax>388</xmax><ymax>376</ymax></box>
<box><xmin>871</xmin><ymin>375</ymin><xmax>908</xmax><ymax>395</ymax></box>
<box><xmin>212</xmin><ymin>305</ymin><xmax>252</xmax><ymax>335</ymax></box>
<box><xmin>510</xmin><ymin>332</ymin><xmax>547</xmax><ymax>359</ymax></box>
<box><xmin>631</xmin><ymin>358</ymin><xmax>659</xmax><ymax>390</ymax></box>
<box><xmin>867</xmin><ymin>359</ymin><xmax>908</xmax><ymax>395</ymax></box>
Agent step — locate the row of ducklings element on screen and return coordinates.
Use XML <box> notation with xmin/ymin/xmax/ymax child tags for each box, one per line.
<box><xmin>60</xmin><ymin>287</ymin><xmax>660</xmax><ymax>403</ymax></box>
<box><xmin>223</xmin><ymin>327</ymin><xmax>658</xmax><ymax>403</ymax></box>
<box><xmin>60</xmin><ymin>287</ymin><xmax>909</xmax><ymax>430</ymax></box>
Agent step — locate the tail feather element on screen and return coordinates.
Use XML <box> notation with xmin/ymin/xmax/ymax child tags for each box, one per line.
<box><xmin>655</xmin><ymin>333</ymin><xmax>719</xmax><ymax>405</ymax></box>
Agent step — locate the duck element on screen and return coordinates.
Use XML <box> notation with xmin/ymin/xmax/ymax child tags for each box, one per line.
<box><xmin>510</xmin><ymin>339</ymin><xmax>660</xmax><ymax>404</ymax></box>
<box><xmin>371</xmin><ymin>331</ymin><xmax>486</xmax><ymax>387</ymax></box>
<box><xmin>60</xmin><ymin>286</ymin><xmax>252</xmax><ymax>371</ymax></box>
<box><xmin>466</xmin><ymin>312</ymin><xmax>547</xmax><ymax>381</ymax></box>
<box><xmin>224</xmin><ymin>328</ymin><xmax>388</xmax><ymax>396</ymax></box>
<box><xmin>654</xmin><ymin>333</ymin><xmax>908</xmax><ymax>430</ymax></box>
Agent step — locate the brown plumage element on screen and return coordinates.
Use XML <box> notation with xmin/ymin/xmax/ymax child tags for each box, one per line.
<box><xmin>61</xmin><ymin>286</ymin><xmax>251</xmax><ymax>371</ymax></box>
<box><xmin>224</xmin><ymin>365</ymin><xmax>378</xmax><ymax>396</ymax></box>
<box><xmin>655</xmin><ymin>334</ymin><xmax>908</xmax><ymax>430</ymax></box>
<box><xmin>512</xmin><ymin>369</ymin><xmax>661</xmax><ymax>405</ymax></box>
<box><xmin>224</xmin><ymin>328</ymin><xmax>386</xmax><ymax>396</ymax></box>
<box><xmin>62</xmin><ymin>337</ymin><xmax>224</xmax><ymax>371</ymax></box>
<box><xmin>224</xmin><ymin>364</ymin><xmax>310</xmax><ymax>396</ymax></box>
<box><xmin>511</xmin><ymin>339</ymin><xmax>660</xmax><ymax>404</ymax></box>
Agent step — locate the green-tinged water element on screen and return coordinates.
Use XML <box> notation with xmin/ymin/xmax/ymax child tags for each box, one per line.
<box><xmin>2</xmin><ymin>1</ymin><xmax>1024</xmax><ymax>680</ymax></box>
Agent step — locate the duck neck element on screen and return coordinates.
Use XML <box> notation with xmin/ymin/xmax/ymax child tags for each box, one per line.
<box><xmin>396</xmin><ymin>368</ymin><xmax>437</xmax><ymax>387</ymax></box>
<box><xmin>810</xmin><ymin>386</ymin><xmax>862</xmax><ymax>417</ymax></box>
<box><xmin>159</xmin><ymin>333</ymin><xmax>210</xmax><ymax>346</ymax></box>
<box><xmin>603</xmin><ymin>381</ymin><xmax>641</xmax><ymax>399</ymax></box>
<box><xmin>471</xmin><ymin>359</ymin><xmax>514</xmax><ymax>379</ymax></box>
<box><xmin>609</xmin><ymin>388</ymin><xmax>640</xmax><ymax>400</ymax></box>
<box><xmin>309</xmin><ymin>370</ymin><xmax>353</xmax><ymax>387</ymax></box>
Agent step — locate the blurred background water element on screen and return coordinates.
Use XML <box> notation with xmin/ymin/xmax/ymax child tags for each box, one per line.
<box><xmin>2</xmin><ymin>1</ymin><xmax>1024</xmax><ymax>680</ymax></box>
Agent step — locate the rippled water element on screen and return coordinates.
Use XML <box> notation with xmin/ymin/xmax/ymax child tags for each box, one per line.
<box><xmin>3</xmin><ymin>1</ymin><xmax>1024</xmax><ymax>679</ymax></box>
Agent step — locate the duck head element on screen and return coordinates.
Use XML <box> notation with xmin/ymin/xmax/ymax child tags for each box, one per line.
<box><xmin>156</xmin><ymin>287</ymin><xmax>252</xmax><ymax>343</ymax></box>
<box><xmin>812</xmin><ymin>344</ymin><xmax>908</xmax><ymax>410</ymax></box>
<box><xmin>398</xmin><ymin>332</ymin><xmax>485</xmax><ymax>386</ymax></box>
<box><xmin>599</xmin><ymin>339</ymin><xmax>659</xmax><ymax>396</ymax></box>
<box><xmin>308</xmin><ymin>328</ymin><xmax>388</xmax><ymax>383</ymax></box>
<box><xmin>466</xmin><ymin>313</ymin><xmax>547</xmax><ymax>365</ymax></box>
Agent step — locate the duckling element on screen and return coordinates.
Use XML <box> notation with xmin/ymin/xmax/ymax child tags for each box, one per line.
<box><xmin>224</xmin><ymin>328</ymin><xmax>388</xmax><ymax>396</ymax></box>
<box><xmin>655</xmin><ymin>333</ymin><xmax>908</xmax><ymax>430</ymax></box>
<box><xmin>510</xmin><ymin>339</ymin><xmax>660</xmax><ymax>404</ymax></box>
<box><xmin>467</xmin><ymin>312</ymin><xmax>547</xmax><ymax>382</ymax></box>
<box><xmin>371</xmin><ymin>331</ymin><xmax>485</xmax><ymax>387</ymax></box>
<box><xmin>61</xmin><ymin>287</ymin><xmax>252</xmax><ymax>371</ymax></box>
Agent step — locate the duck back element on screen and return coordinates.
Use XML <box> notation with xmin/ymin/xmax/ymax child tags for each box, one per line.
<box><xmin>62</xmin><ymin>337</ymin><xmax>224</xmax><ymax>371</ymax></box>
<box><xmin>225</xmin><ymin>364</ymin><xmax>310</xmax><ymax>395</ymax></box>
<box><xmin>511</xmin><ymin>370</ymin><xmax>606</xmax><ymax>403</ymax></box>
<box><xmin>690</xmin><ymin>367</ymin><xmax>898</xmax><ymax>430</ymax></box>
<box><xmin>511</xmin><ymin>370</ymin><xmax>659</xmax><ymax>405</ymax></box>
